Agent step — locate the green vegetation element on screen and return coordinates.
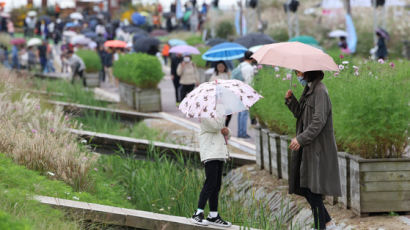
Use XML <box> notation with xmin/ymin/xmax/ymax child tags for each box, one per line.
<box><xmin>34</xmin><ymin>79</ymin><xmax>108</xmax><ymax>107</ymax></box>
<box><xmin>216</xmin><ymin>20</ymin><xmax>235</xmax><ymax>39</ymax></box>
<box><xmin>252</xmin><ymin>59</ymin><xmax>409</xmax><ymax>158</ymax></box>
<box><xmin>75</xmin><ymin>110</ymin><xmax>167</xmax><ymax>141</ymax></box>
<box><xmin>186</xmin><ymin>35</ymin><xmax>203</xmax><ymax>46</ymax></box>
<box><xmin>191</xmin><ymin>46</ymin><xmax>209</xmax><ymax>68</ymax></box>
<box><xmin>75</xmin><ymin>49</ymin><xmax>102</xmax><ymax>73</ymax></box>
<box><xmin>113</xmin><ymin>53</ymin><xmax>164</xmax><ymax>88</ymax></box>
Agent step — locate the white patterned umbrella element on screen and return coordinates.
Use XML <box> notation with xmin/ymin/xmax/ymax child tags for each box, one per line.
<box><xmin>178</xmin><ymin>79</ymin><xmax>262</xmax><ymax>118</ymax></box>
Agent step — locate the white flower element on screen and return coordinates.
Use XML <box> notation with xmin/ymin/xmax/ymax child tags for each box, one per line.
<box><xmin>353</xmin><ymin>65</ymin><xmax>359</xmax><ymax>70</ymax></box>
<box><xmin>80</xmin><ymin>139</ymin><xmax>87</xmax><ymax>144</ymax></box>
<box><xmin>159</xmin><ymin>208</ymin><xmax>164</xmax><ymax>211</ymax></box>
<box><xmin>168</xmin><ymin>207</ymin><xmax>171</xmax><ymax>210</ymax></box>
<box><xmin>152</xmin><ymin>204</ymin><xmax>155</xmax><ymax>207</ymax></box>
<box><xmin>47</xmin><ymin>171</ymin><xmax>55</xmax><ymax>177</ymax></box>
<box><xmin>286</xmin><ymin>73</ymin><xmax>292</xmax><ymax>80</ymax></box>
<box><xmin>171</xmin><ymin>197</ymin><xmax>175</xmax><ymax>201</ymax></box>
<box><xmin>65</xmin><ymin>192</ymin><xmax>70</xmax><ymax>195</ymax></box>
<box><xmin>342</xmin><ymin>61</ymin><xmax>349</xmax><ymax>65</ymax></box>
<box><xmin>354</xmin><ymin>71</ymin><xmax>359</xmax><ymax>76</ymax></box>
<box><xmin>73</xmin><ymin>196</ymin><xmax>80</xmax><ymax>200</ymax></box>
<box><xmin>338</xmin><ymin>65</ymin><xmax>344</xmax><ymax>70</ymax></box>
<box><xmin>275</xmin><ymin>74</ymin><xmax>280</xmax><ymax>78</ymax></box>
<box><xmin>274</xmin><ymin>66</ymin><xmax>280</xmax><ymax>72</ymax></box>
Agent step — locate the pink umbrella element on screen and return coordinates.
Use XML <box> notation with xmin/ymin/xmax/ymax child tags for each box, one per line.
<box><xmin>178</xmin><ymin>79</ymin><xmax>262</xmax><ymax>118</ymax></box>
<box><xmin>169</xmin><ymin>45</ymin><xmax>200</xmax><ymax>55</ymax></box>
<box><xmin>252</xmin><ymin>42</ymin><xmax>339</xmax><ymax>72</ymax></box>
<box><xmin>10</xmin><ymin>38</ymin><xmax>26</xmax><ymax>45</ymax></box>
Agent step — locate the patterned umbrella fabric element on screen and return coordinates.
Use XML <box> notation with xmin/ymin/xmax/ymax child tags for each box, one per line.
<box><xmin>234</xmin><ymin>33</ymin><xmax>275</xmax><ymax>48</ymax></box>
<box><xmin>169</xmin><ymin>45</ymin><xmax>200</xmax><ymax>55</ymax></box>
<box><xmin>11</xmin><ymin>38</ymin><xmax>26</xmax><ymax>45</ymax></box>
<box><xmin>169</xmin><ymin>39</ymin><xmax>187</xmax><ymax>46</ymax></box>
<box><xmin>202</xmin><ymin>42</ymin><xmax>247</xmax><ymax>61</ymax></box>
<box><xmin>104</xmin><ymin>40</ymin><xmax>127</xmax><ymax>48</ymax></box>
<box><xmin>252</xmin><ymin>42</ymin><xmax>338</xmax><ymax>72</ymax></box>
<box><xmin>179</xmin><ymin>79</ymin><xmax>262</xmax><ymax>118</ymax></box>
<box><xmin>205</xmin><ymin>38</ymin><xmax>227</xmax><ymax>47</ymax></box>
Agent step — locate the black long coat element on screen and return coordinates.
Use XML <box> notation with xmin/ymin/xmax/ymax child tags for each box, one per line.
<box><xmin>286</xmin><ymin>78</ymin><xmax>342</xmax><ymax>196</ymax></box>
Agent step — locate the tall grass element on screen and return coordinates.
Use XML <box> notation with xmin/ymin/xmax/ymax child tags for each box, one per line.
<box><xmin>251</xmin><ymin>59</ymin><xmax>409</xmax><ymax>158</ymax></box>
<box><xmin>96</xmin><ymin>149</ymin><xmax>299</xmax><ymax>229</ymax></box>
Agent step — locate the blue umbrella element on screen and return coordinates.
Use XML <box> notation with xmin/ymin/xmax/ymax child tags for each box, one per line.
<box><xmin>202</xmin><ymin>42</ymin><xmax>247</xmax><ymax>61</ymax></box>
<box><xmin>132</xmin><ymin>12</ymin><xmax>146</xmax><ymax>26</ymax></box>
<box><xmin>65</xmin><ymin>22</ymin><xmax>80</xmax><ymax>29</ymax></box>
<box><xmin>168</xmin><ymin>39</ymin><xmax>187</xmax><ymax>47</ymax></box>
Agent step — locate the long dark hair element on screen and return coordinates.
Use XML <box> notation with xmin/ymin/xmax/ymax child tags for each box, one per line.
<box><xmin>304</xmin><ymin>70</ymin><xmax>324</xmax><ymax>82</ymax></box>
<box><xmin>214</xmin><ymin>61</ymin><xmax>228</xmax><ymax>75</ymax></box>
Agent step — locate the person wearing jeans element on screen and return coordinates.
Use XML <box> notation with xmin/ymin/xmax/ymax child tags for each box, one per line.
<box><xmin>191</xmin><ymin>107</ymin><xmax>232</xmax><ymax>228</ymax></box>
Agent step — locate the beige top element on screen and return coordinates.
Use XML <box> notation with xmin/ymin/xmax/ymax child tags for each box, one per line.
<box><xmin>177</xmin><ymin>62</ymin><xmax>200</xmax><ymax>85</ymax></box>
<box><xmin>209</xmin><ymin>72</ymin><xmax>230</xmax><ymax>82</ymax></box>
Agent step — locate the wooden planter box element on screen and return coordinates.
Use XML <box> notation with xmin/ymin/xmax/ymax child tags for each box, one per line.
<box><xmin>134</xmin><ymin>88</ymin><xmax>161</xmax><ymax>112</ymax></box>
<box><xmin>255</xmin><ymin>129</ymin><xmax>410</xmax><ymax>215</ymax></box>
<box><xmin>119</xmin><ymin>81</ymin><xmax>162</xmax><ymax>112</ymax></box>
<box><xmin>85</xmin><ymin>72</ymin><xmax>100</xmax><ymax>87</ymax></box>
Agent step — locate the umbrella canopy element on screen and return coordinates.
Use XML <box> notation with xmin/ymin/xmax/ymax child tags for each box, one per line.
<box><xmin>27</xmin><ymin>11</ymin><xmax>37</xmax><ymax>17</ymax></box>
<box><xmin>27</xmin><ymin>38</ymin><xmax>42</xmax><ymax>47</ymax></box>
<box><xmin>179</xmin><ymin>79</ymin><xmax>262</xmax><ymax>118</ymax></box>
<box><xmin>289</xmin><ymin>35</ymin><xmax>319</xmax><ymax>46</ymax></box>
<box><xmin>63</xmin><ymin>30</ymin><xmax>77</xmax><ymax>37</ymax></box>
<box><xmin>38</xmin><ymin>15</ymin><xmax>51</xmax><ymax>23</ymax></box>
<box><xmin>132</xmin><ymin>12</ymin><xmax>146</xmax><ymax>26</ymax></box>
<box><xmin>122</xmin><ymin>26</ymin><xmax>147</xmax><ymax>34</ymax></box>
<box><xmin>83</xmin><ymin>31</ymin><xmax>98</xmax><ymax>39</ymax></box>
<box><xmin>71</xmin><ymin>35</ymin><xmax>92</xmax><ymax>45</ymax></box>
<box><xmin>133</xmin><ymin>36</ymin><xmax>160</xmax><ymax>53</ymax></box>
<box><xmin>132</xmin><ymin>33</ymin><xmax>148</xmax><ymax>43</ymax></box>
<box><xmin>202</xmin><ymin>42</ymin><xmax>247</xmax><ymax>61</ymax></box>
<box><xmin>65</xmin><ymin>22</ymin><xmax>80</xmax><ymax>29</ymax></box>
<box><xmin>10</xmin><ymin>38</ymin><xmax>26</xmax><ymax>45</ymax></box>
<box><xmin>183</xmin><ymin>11</ymin><xmax>192</xmax><ymax>21</ymax></box>
<box><xmin>70</xmin><ymin>12</ymin><xmax>84</xmax><ymax>21</ymax></box>
<box><xmin>169</xmin><ymin>45</ymin><xmax>200</xmax><ymax>55</ymax></box>
<box><xmin>376</xmin><ymin>27</ymin><xmax>389</xmax><ymax>40</ymax></box>
<box><xmin>168</xmin><ymin>39</ymin><xmax>187</xmax><ymax>47</ymax></box>
<box><xmin>104</xmin><ymin>40</ymin><xmax>127</xmax><ymax>48</ymax></box>
<box><xmin>205</xmin><ymin>38</ymin><xmax>227</xmax><ymax>47</ymax></box>
<box><xmin>252</xmin><ymin>42</ymin><xmax>338</xmax><ymax>72</ymax></box>
<box><xmin>150</xmin><ymin>29</ymin><xmax>168</xmax><ymax>37</ymax></box>
<box><xmin>234</xmin><ymin>33</ymin><xmax>275</xmax><ymax>48</ymax></box>
<box><xmin>329</xmin><ymin>30</ymin><xmax>348</xmax><ymax>38</ymax></box>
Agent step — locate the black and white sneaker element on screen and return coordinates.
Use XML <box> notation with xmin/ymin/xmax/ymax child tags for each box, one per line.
<box><xmin>190</xmin><ymin>212</ymin><xmax>208</xmax><ymax>226</ymax></box>
<box><xmin>207</xmin><ymin>215</ymin><xmax>232</xmax><ymax>227</ymax></box>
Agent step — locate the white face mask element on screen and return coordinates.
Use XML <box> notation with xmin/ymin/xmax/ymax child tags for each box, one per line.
<box><xmin>183</xmin><ymin>57</ymin><xmax>191</xmax><ymax>62</ymax></box>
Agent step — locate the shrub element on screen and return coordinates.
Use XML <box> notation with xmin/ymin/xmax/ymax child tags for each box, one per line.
<box><xmin>186</xmin><ymin>35</ymin><xmax>203</xmax><ymax>46</ymax></box>
<box><xmin>252</xmin><ymin>59</ymin><xmax>409</xmax><ymax>158</ymax></box>
<box><xmin>75</xmin><ymin>49</ymin><xmax>102</xmax><ymax>73</ymax></box>
<box><xmin>191</xmin><ymin>46</ymin><xmax>209</xmax><ymax>68</ymax></box>
<box><xmin>113</xmin><ymin>53</ymin><xmax>164</xmax><ymax>88</ymax></box>
<box><xmin>216</xmin><ymin>20</ymin><xmax>235</xmax><ymax>39</ymax></box>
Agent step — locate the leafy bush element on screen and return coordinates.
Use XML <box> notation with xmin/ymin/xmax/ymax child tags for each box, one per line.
<box><xmin>191</xmin><ymin>46</ymin><xmax>209</xmax><ymax>68</ymax></box>
<box><xmin>0</xmin><ymin>210</ymin><xmax>29</xmax><ymax>230</ymax></box>
<box><xmin>75</xmin><ymin>49</ymin><xmax>102</xmax><ymax>73</ymax></box>
<box><xmin>269</xmin><ymin>27</ymin><xmax>289</xmax><ymax>42</ymax></box>
<box><xmin>113</xmin><ymin>53</ymin><xmax>164</xmax><ymax>88</ymax></box>
<box><xmin>216</xmin><ymin>20</ymin><xmax>235</xmax><ymax>39</ymax></box>
<box><xmin>186</xmin><ymin>35</ymin><xmax>203</xmax><ymax>46</ymax></box>
<box><xmin>252</xmin><ymin>59</ymin><xmax>409</xmax><ymax>158</ymax></box>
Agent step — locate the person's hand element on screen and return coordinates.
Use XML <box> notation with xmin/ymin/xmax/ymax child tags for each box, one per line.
<box><xmin>221</xmin><ymin>127</ymin><xmax>229</xmax><ymax>136</ymax></box>
<box><xmin>285</xmin><ymin>90</ymin><xmax>293</xmax><ymax>99</ymax></box>
<box><xmin>289</xmin><ymin>137</ymin><xmax>300</xmax><ymax>151</ymax></box>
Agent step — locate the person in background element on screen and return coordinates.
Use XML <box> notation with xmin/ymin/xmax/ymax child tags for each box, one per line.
<box><xmin>97</xmin><ymin>44</ymin><xmax>106</xmax><ymax>84</ymax></box>
<box><xmin>177</xmin><ymin>54</ymin><xmax>199</xmax><ymax>100</ymax></box>
<box><xmin>27</xmin><ymin>46</ymin><xmax>36</xmax><ymax>71</ymax></box>
<box><xmin>37</xmin><ymin>39</ymin><xmax>48</xmax><ymax>73</ymax></box>
<box><xmin>66</xmin><ymin>50</ymin><xmax>86</xmax><ymax>86</ymax></box>
<box><xmin>0</xmin><ymin>44</ymin><xmax>10</xmax><ymax>68</ymax></box>
<box><xmin>285</xmin><ymin>70</ymin><xmax>341</xmax><ymax>230</ymax></box>
<box><xmin>191</xmin><ymin>104</ymin><xmax>232</xmax><ymax>228</ymax></box>
<box><xmin>11</xmin><ymin>44</ymin><xmax>21</xmax><ymax>70</ymax></box>
<box><xmin>162</xmin><ymin>43</ymin><xmax>170</xmax><ymax>65</ymax></box>
<box><xmin>170</xmin><ymin>53</ymin><xmax>183</xmax><ymax>104</ymax></box>
<box><xmin>209</xmin><ymin>61</ymin><xmax>232</xmax><ymax>127</ymax></box>
<box><xmin>236</xmin><ymin>51</ymin><xmax>255</xmax><ymax>138</ymax></box>
<box><xmin>376</xmin><ymin>30</ymin><xmax>387</xmax><ymax>60</ymax></box>
<box><xmin>40</xmin><ymin>20</ymin><xmax>48</xmax><ymax>40</ymax></box>
<box><xmin>25</xmin><ymin>15</ymin><xmax>36</xmax><ymax>37</ymax></box>
<box><xmin>103</xmin><ymin>47</ymin><xmax>114</xmax><ymax>86</ymax></box>
<box><xmin>7</xmin><ymin>19</ymin><xmax>14</xmax><ymax>37</ymax></box>
<box><xmin>338</xmin><ymin>36</ymin><xmax>348</xmax><ymax>53</ymax></box>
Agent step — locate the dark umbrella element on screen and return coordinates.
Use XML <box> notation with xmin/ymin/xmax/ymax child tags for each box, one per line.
<box><xmin>133</xmin><ymin>36</ymin><xmax>160</xmax><ymax>54</ymax></box>
<box><xmin>150</xmin><ymin>29</ymin><xmax>168</xmax><ymax>37</ymax></box>
<box><xmin>122</xmin><ymin>26</ymin><xmax>148</xmax><ymax>34</ymax></box>
<box><xmin>206</xmin><ymin>38</ymin><xmax>227</xmax><ymax>47</ymax></box>
<box><xmin>234</xmin><ymin>33</ymin><xmax>275</xmax><ymax>48</ymax></box>
<box><xmin>132</xmin><ymin>33</ymin><xmax>148</xmax><ymax>43</ymax></box>
<box><xmin>376</xmin><ymin>27</ymin><xmax>389</xmax><ymax>40</ymax></box>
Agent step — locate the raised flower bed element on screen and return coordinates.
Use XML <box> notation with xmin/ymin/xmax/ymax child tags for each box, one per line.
<box><xmin>251</xmin><ymin>58</ymin><xmax>409</xmax><ymax>215</ymax></box>
<box><xmin>114</xmin><ymin>53</ymin><xmax>163</xmax><ymax>112</ymax></box>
